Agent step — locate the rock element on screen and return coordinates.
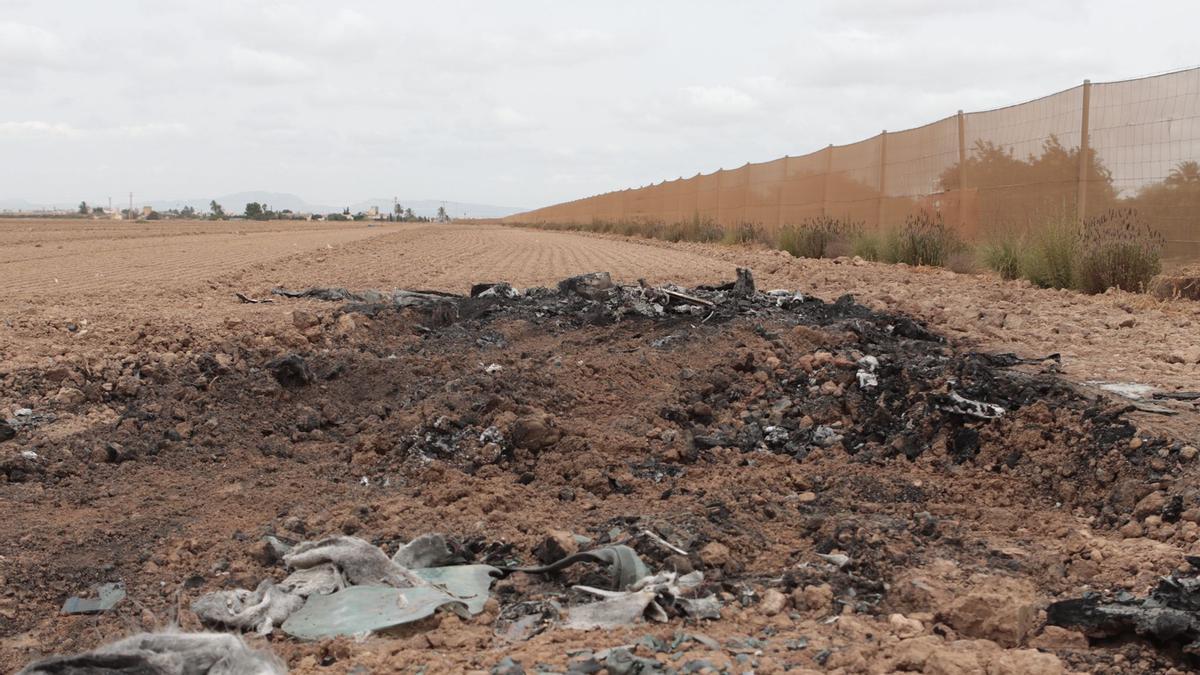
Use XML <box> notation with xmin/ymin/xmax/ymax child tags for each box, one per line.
<box><xmin>699</xmin><ymin>542</ymin><xmax>732</xmax><ymax>570</ymax></box>
<box><xmin>54</xmin><ymin>387</ymin><xmax>86</xmax><ymax>405</ymax></box>
<box><xmin>793</xmin><ymin>584</ymin><xmax>834</xmax><ymax>613</ymax></box>
<box><xmin>759</xmin><ymin>589</ymin><xmax>788</xmax><ymax>616</ymax></box>
<box><xmin>1119</xmin><ymin>521</ymin><xmax>1144</xmax><ymax>538</ymax></box>
<box><xmin>797</xmin><ymin>491</ymin><xmax>818</xmax><ymax>504</ymax></box>
<box><xmin>268</xmin><ymin>354</ymin><xmax>314</xmax><ymax>388</ymax></box>
<box><xmin>941</xmin><ymin>576</ymin><xmax>1037</xmax><ymax>647</ymax></box>
<box><xmin>533</xmin><ymin>529</ymin><xmax>578</xmax><ymax>565</ymax></box>
<box><xmin>0</xmin><ymin>421</ymin><xmax>14</xmax><ymax>443</ymax></box>
<box><xmin>509</xmin><ymin>415</ymin><xmax>561</xmax><ymax>451</ymax></box>
<box><xmin>888</xmin><ymin>612</ymin><xmax>924</xmax><ymax>638</ymax></box>
<box><xmin>334</xmin><ymin>313</ymin><xmax>357</xmax><ymax>336</ymax></box>
<box><xmin>982</xmin><ymin>648</ymin><xmax>1066</xmax><ymax>675</ymax></box>
<box><xmin>292</xmin><ymin>310</ymin><xmax>319</xmax><ymax>330</ymax></box>
<box><xmin>1029</xmin><ymin>625</ymin><xmax>1089</xmax><ymax>650</ymax></box>
<box><xmin>1166</xmin><ymin>347</ymin><xmax>1200</xmax><ymax>364</ymax></box>
<box><xmin>1134</xmin><ymin>491</ymin><xmax>1167</xmax><ymax>518</ymax></box>
<box><xmin>1181</xmin><ymin>446</ymin><xmax>1198</xmax><ymax>461</ymax></box>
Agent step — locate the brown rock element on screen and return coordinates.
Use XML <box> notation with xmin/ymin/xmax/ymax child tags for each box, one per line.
<box><xmin>533</xmin><ymin>529</ymin><xmax>578</xmax><ymax>564</ymax></box>
<box><xmin>759</xmin><ymin>588</ymin><xmax>788</xmax><ymax>616</ymax></box>
<box><xmin>1181</xmin><ymin>446</ymin><xmax>1198</xmax><ymax>461</ymax></box>
<box><xmin>335</xmin><ymin>313</ymin><xmax>357</xmax><ymax>335</ymax></box>
<box><xmin>1119</xmin><ymin>520</ymin><xmax>1144</xmax><ymax>538</ymax></box>
<box><xmin>509</xmin><ymin>415</ymin><xmax>561</xmax><ymax>451</ymax></box>
<box><xmin>699</xmin><ymin>541</ymin><xmax>732</xmax><ymax>570</ymax></box>
<box><xmin>1029</xmin><ymin>625</ymin><xmax>1089</xmax><ymax>651</ymax></box>
<box><xmin>793</xmin><ymin>583</ymin><xmax>834</xmax><ymax>613</ymax></box>
<box><xmin>1134</xmin><ymin>491</ymin><xmax>1167</xmax><ymax>518</ymax></box>
<box><xmin>54</xmin><ymin>386</ymin><xmax>86</xmax><ymax>405</ymax></box>
<box><xmin>941</xmin><ymin>576</ymin><xmax>1037</xmax><ymax>647</ymax></box>
<box><xmin>292</xmin><ymin>310</ymin><xmax>319</xmax><ymax>330</ymax></box>
<box><xmin>986</xmin><ymin>648</ymin><xmax>1066</xmax><ymax>675</ymax></box>
<box><xmin>888</xmin><ymin>612</ymin><xmax>924</xmax><ymax>638</ymax></box>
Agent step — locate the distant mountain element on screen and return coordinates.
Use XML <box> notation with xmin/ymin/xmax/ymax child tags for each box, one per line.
<box><xmin>2</xmin><ymin>192</ymin><xmax>525</xmax><ymax>219</ymax></box>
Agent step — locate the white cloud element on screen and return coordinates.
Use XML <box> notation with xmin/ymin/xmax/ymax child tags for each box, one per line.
<box><xmin>493</xmin><ymin>107</ymin><xmax>535</xmax><ymax>130</ymax></box>
<box><xmin>227</xmin><ymin>47</ymin><xmax>313</xmax><ymax>84</ymax></box>
<box><xmin>0</xmin><ymin>21</ymin><xmax>64</xmax><ymax>69</ymax></box>
<box><xmin>682</xmin><ymin>85</ymin><xmax>759</xmax><ymax>117</ymax></box>
<box><xmin>0</xmin><ymin>120</ymin><xmax>81</xmax><ymax>139</ymax></box>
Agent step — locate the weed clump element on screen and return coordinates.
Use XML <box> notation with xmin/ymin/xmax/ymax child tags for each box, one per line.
<box><xmin>1075</xmin><ymin>208</ymin><xmax>1163</xmax><ymax>293</ymax></box>
<box><xmin>778</xmin><ymin>216</ymin><xmax>862</xmax><ymax>259</ymax></box>
<box><xmin>890</xmin><ymin>211</ymin><xmax>965</xmax><ymax>267</ymax></box>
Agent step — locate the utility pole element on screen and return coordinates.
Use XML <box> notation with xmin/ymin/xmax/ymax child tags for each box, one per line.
<box><xmin>128</xmin><ymin>192</ymin><xmax>133</xmax><ymax>219</ymax></box>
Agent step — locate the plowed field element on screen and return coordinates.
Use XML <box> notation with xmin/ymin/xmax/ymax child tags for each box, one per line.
<box><xmin>3</xmin><ymin>220</ymin><xmax>1200</xmax><ymax>674</ymax></box>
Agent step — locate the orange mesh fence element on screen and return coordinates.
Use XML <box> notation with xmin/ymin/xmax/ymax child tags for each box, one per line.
<box><xmin>508</xmin><ymin>68</ymin><xmax>1200</xmax><ymax>262</ymax></box>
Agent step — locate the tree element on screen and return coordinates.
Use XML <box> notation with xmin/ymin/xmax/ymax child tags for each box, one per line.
<box><xmin>210</xmin><ymin>200</ymin><xmax>226</xmax><ymax>219</ymax></box>
<box><xmin>436</xmin><ymin>206</ymin><xmax>448</xmax><ymax>222</ymax></box>
<box><xmin>937</xmin><ymin>135</ymin><xmax>1116</xmax><ymax>226</ymax></box>
<box><xmin>404</xmin><ymin>207</ymin><xmax>414</xmax><ymax>220</ymax></box>
<box><xmin>180</xmin><ymin>205</ymin><xmax>197</xmax><ymax>218</ymax></box>
<box><xmin>245</xmin><ymin>202</ymin><xmax>265</xmax><ymax>219</ymax></box>
<box><xmin>78</xmin><ymin>201</ymin><xmax>88</xmax><ymax>215</ymax></box>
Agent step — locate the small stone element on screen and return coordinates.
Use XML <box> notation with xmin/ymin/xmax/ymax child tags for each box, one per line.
<box><xmin>334</xmin><ymin>313</ymin><xmax>357</xmax><ymax>335</ymax></box>
<box><xmin>759</xmin><ymin>589</ymin><xmax>788</xmax><ymax>616</ymax></box>
<box><xmin>1181</xmin><ymin>446</ymin><xmax>1198</xmax><ymax>461</ymax></box>
<box><xmin>509</xmin><ymin>415</ymin><xmax>561</xmax><ymax>451</ymax></box>
<box><xmin>1119</xmin><ymin>521</ymin><xmax>1144</xmax><ymax>538</ymax></box>
<box><xmin>888</xmin><ymin>613</ymin><xmax>924</xmax><ymax>638</ymax></box>
<box><xmin>533</xmin><ymin>529</ymin><xmax>578</xmax><ymax>564</ymax></box>
<box><xmin>1134</xmin><ymin>491</ymin><xmax>1167</xmax><ymax>518</ymax></box>
<box><xmin>1029</xmin><ymin>625</ymin><xmax>1089</xmax><ymax>650</ymax></box>
<box><xmin>699</xmin><ymin>541</ymin><xmax>732</xmax><ymax>570</ymax></box>
<box><xmin>54</xmin><ymin>387</ymin><xmax>86</xmax><ymax>405</ymax></box>
<box><xmin>797</xmin><ymin>491</ymin><xmax>817</xmax><ymax>504</ymax></box>
<box><xmin>942</xmin><ymin>576</ymin><xmax>1037</xmax><ymax>647</ymax></box>
<box><xmin>793</xmin><ymin>584</ymin><xmax>834</xmax><ymax>613</ymax></box>
<box><xmin>1129</xmin><ymin>437</ymin><xmax>1144</xmax><ymax>450</ymax></box>
<box><xmin>292</xmin><ymin>310</ymin><xmax>319</xmax><ymax>330</ymax></box>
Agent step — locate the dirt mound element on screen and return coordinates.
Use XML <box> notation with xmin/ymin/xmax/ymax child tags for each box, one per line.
<box><xmin>2</xmin><ymin>269</ymin><xmax>1198</xmax><ymax>673</ymax></box>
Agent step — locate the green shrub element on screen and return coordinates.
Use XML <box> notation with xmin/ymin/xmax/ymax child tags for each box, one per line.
<box><xmin>1074</xmin><ymin>208</ymin><xmax>1163</xmax><ymax>293</ymax></box>
<box><xmin>849</xmin><ymin>229</ymin><xmax>884</xmax><ymax>261</ymax></box>
<box><xmin>891</xmin><ymin>211</ymin><xmax>963</xmax><ymax>267</ymax></box>
<box><xmin>722</xmin><ymin>221</ymin><xmax>769</xmax><ymax>246</ymax></box>
<box><xmin>980</xmin><ymin>232</ymin><xmax>1023</xmax><ymax>280</ymax></box>
<box><xmin>1019</xmin><ymin>214</ymin><xmax>1078</xmax><ymax>289</ymax></box>
<box><xmin>778</xmin><ymin>216</ymin><xmax>863</xmax><ymax>259</ymax></box>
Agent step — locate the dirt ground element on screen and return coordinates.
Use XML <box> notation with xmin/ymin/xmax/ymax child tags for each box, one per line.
<box><xmin>3</xmin><ymin>220</ymin><xmax>1200</xmax><ymax>674</ymax></box>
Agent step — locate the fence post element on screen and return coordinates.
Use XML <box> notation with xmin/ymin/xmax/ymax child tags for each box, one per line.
<box><xmin>957</xmin><ymin>110</ymin><xmax>967</xmax><ymax>228</ymax></box>
<box><xmin>776</xmin><ymin>156</ymin><xmax>787</xmax><ymax>229</ymax></box>
<box><xmin>715</xmin><ymin>169</ymin><xmax>723</xmax><ymax>227</ymax></box>
<box><xmin>877</xmin><ymin>130</ymin><xmax>888</xmax><ymax>227</ymax></box>
<box><xmin>821</xmin><ymin>144</ymin><xmax>833</xmax><ymax>218</ymax></box>
<box><xmin>1077</xmin><ymin>79</ymin><xmax>1092</xmax><ymax>222</ymax></box>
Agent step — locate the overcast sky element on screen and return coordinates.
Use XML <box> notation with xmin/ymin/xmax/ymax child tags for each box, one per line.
<box><xmin>2</xmin><ymin>0</ymin><xmax>1197</xmax><ymax>209</ymax></box>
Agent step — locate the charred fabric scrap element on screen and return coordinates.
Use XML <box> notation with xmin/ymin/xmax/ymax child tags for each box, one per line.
<box><xmin>271</xmin><ymin>268</ymin><xmax>1122</xmax><ymax>467</ymax></box>
<box><xmin>1047</xmin><ymin>563</ymin><xmax>1200</xmax><ymax>662</ymax></box>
